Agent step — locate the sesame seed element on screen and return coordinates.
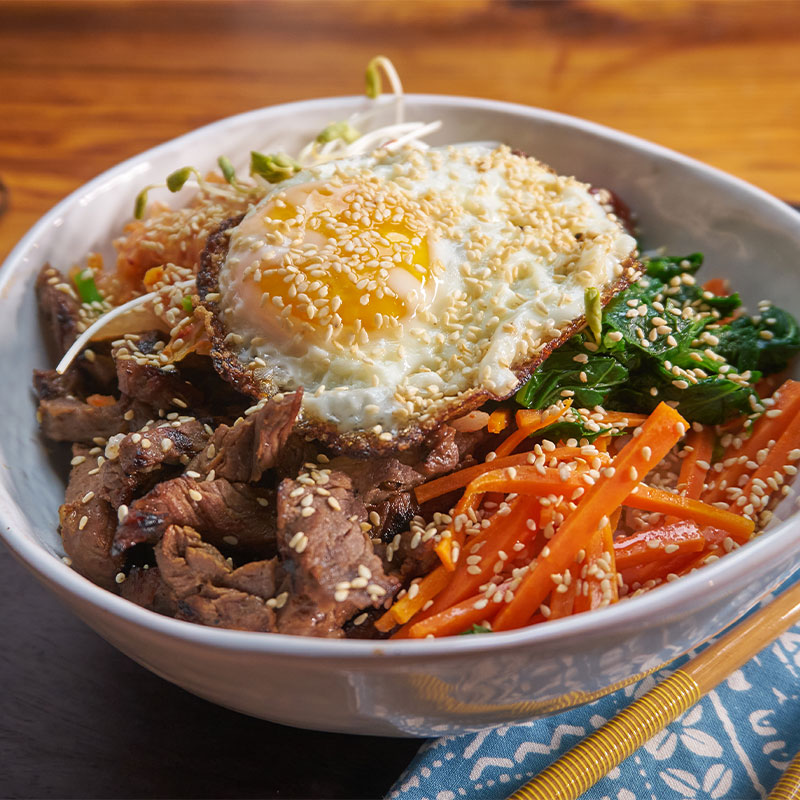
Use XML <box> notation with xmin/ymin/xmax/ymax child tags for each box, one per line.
<box><xmin>189</xmin><ymin>489</ymin><xmax>203</xmax><ymax>502</ymax></box>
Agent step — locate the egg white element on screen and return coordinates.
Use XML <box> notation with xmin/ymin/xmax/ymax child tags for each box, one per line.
<box><xmin>215</xmin><ymin>144</ymin><xmax>637</xmax><ymax>441</ymax></box>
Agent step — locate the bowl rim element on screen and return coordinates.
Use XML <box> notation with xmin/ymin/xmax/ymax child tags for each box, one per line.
<box><xmin>2</xmin><ymin>92</ymin><xmax>800</xmax><ymax>660</ymax></box>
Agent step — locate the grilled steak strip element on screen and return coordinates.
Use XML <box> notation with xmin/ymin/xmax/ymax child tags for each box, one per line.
<box><xmin>114</xmin><ymin>476</ymin><xmax>275</xmax><ymax>559</ymax></box>
<box><xmin>36</xmin><ymin>264</ymin><xmax>80</xmax><ymax>356</ymax></box>
<box><xmin>187</xmin><ymin>390</ymin><xmax>302</xmax><ymax>483</ymax></box>
<box><xmin>155</xmin><ymin>524</ymin><xmax>284</xmax><ymax>632</ymax></box>
<box><xmin>275</xmin><ymin>469</ymin><xmax>399</xmax><ymax>637</ymax></box>
<box><xmin>59</xmin><ymin>444</ymin><xmax>124</xmax><ymax>590</ymax></box>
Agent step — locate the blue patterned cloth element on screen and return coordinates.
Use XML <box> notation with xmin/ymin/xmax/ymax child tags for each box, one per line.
<box><xmin>388</xmin><ymin>579</ymin><xmax>800</xmax><ymax>800</ymax></box>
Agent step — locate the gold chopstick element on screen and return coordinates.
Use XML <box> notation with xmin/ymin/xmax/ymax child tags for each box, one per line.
<box><xmin>507</xmin><ymin>577</ymin><xmax>800</xmax><ymax>800</ymax></box>
<box><xmin>768</xmin><ymin>750</ymin><xmax>800</xmax><ymax>800</ymax></box>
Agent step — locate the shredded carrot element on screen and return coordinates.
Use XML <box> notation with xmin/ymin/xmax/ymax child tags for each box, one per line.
<box><xmin>432</xmin><ymin>492</ymin><xmax>481</xmax><ymax>571</ymax></box>
<box><xmin>677</xmin><ymin>428</ymin><xmax>715</xmax><ymax>499</ymax></box>
<box><xmin>548</xmin><ymin>580</ymin><xmax>578</xmax><ymax>619</ymax></box>
<box><xmin>430</xmin><ymin>401</ymin><xmax>571</xmax><ymax>571</ymax></box>
<box><xmin>736</xmin><ymin>412</ymin><xmax>800</xmax><ymax>518</ymax></box>
<box><xmin>406</xmin><ymin>585</ymin><xmax>506</xmax><ymax>638</ymax></box>
<box><xmin>573</xmin><ymin>524</ymin><xmax>617</xmax><ymax>613</ymax></box>
<box><xmin>414</xmin><ymin>447</ymin><xmax>610</xmax><ymax>505</ymax></box>
<box><xmin>626</xmin><ymin>484</ymin><xmax>754</xmax><ymax>542</ymax></box>
<box><xmin>85</xmin><ymin>394</ymin><xmax>117</xmax><ymax>408</ymax></box>
<box><xmin>704</xmin><ymin>380</ymin><xmax>800</xmax><ymax>504</ymax></box>
<box><xmin>493</xmin><ymin>402</ymin><xmax>689</xmax><ymax>631</ymax></box>
<box><xmin>494</xmin><ymin>402</ymin><xmax>571</xmax><ymax>458</ymax></box>
<box><xmin>488</xmin><ymin>407</ymin><xmax>513</xmax><ymax>434</ymax></box>
<box><xmin>374</xmin><ymin>565</ymin><xmax>451</xmax><ymax>631</ymax></box>
<box><xmin>614</xmin><ymin>521</ymin><xmax>707</xmax><ymax>572</ymax></box>
<box><xmin>420</xmin><ymin>497</ymin><xmax>539</xmax><ymax>623</ymax></box>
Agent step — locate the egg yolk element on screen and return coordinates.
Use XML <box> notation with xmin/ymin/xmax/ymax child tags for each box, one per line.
<box><xmin>242</xmin><ymin>178</ymin><xmax>432</xmax><ymax>336</ymax></box>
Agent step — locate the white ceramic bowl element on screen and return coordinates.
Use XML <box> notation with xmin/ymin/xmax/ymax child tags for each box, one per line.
<box><xmin>3</xmin><ymin>95</ymin><xmax>800</xmax><ymax>737</ymax></box>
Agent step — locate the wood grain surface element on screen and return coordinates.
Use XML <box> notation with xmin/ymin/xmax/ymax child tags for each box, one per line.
<box><xmin>1</xmin><ymin>0</ymin><xmax>799</xmax><ymax>262</ymax></box>
<box><xmin>0</xmin><ymin>2</ymin><xmax>798</xmax><ymax>798</ymax></box>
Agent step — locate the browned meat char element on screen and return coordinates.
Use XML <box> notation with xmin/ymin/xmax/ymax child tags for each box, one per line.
<box><xmin>328</xmin><ymin>455</ymin><xmax>424</xmax><ymax>542</ymax></box>
<box><xmin>155</xmin><ymin>524</ymin><xmax>283</xmax><ymax>632</ymax></box>
<box><xmin>116</xmin><ymin>359</ymin><xmax>206</xmax><ymax>413</ymax></box>
<box><xmin>36</xmin><ymin>265</ymin><xmax>80</xmax><ymax>356</ymax></box>
<box><xmin>420</xmin><ymin>425</ymin><xmax>461</xmax><ymax>477</ymax></box>
<box><xmin>99</xmin><ymin>419</ymin><xmax>210</xmax><ymax>507</ymax></box>
<box><xmin>36</xmin><ymin>394</ymin><xmax>151</xmax><ymax>443</ymax></box>
<box><xmin>275</xmin><ymin>469</ymin><xmax>399</xmax><ymax>637</ymax></box>
<box><xmin>115</xmin><ymin>419</ymin><xmax>208</xmax><ymax>476</ymax></box>
<box><xmin>119</xmin><ymin>566</ymin><xmax>178</xmax><ymax>615</ymax></box>
<box><xmin>114</xmin><ymin>476</ymin><xmax>275</xmax><ymax>558</ymax></box>
<box><xmin>380</xmin><ymin>526</ymin><xmax>440</xmax><ymax>583</ymax></box>
<box><xmin>188</xmin><ymin>391</ymin><xmax>302</xmax><ymax>483</ymax></box>
<box><xmin>59</xmin><ymin>444</ymin><xmax>124</xmax><ymax>589</ymax></box>
<box><xmin>370</xmin><ymin>492</ymin><xmax>419</xmax><ymax>544</ymax></box>
<box><xmin>34</xmin><ymin>362</ymin><xmax>156</xmax><ymax>444</ymax></box>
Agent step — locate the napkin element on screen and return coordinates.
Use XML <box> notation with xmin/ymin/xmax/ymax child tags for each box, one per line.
<box><xmin>388</xmin><ymin>575</ymin><xmax>800</xmax><ymax>800</ymax></box>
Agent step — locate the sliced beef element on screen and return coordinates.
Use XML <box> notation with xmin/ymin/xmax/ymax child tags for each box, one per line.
<box><xmin>34</xmin><ymin>362</ymin><xmax>156</xmax><ymax>444</ymax></box>
<box><xmin>116</xmin><ymin>359</ymin><xmax>205</xmax><ymax>413</ymax></box>
<box><xmin>119</xmin><ymin>566</ymin><xmax>178</xmax><ymax>616</ymax></box>
<box><xmin>98</xmin><ymin>419</ymin><xmax>209</xmax><ymax>508</ymax></box>
<box><xmin>155</xmin><ymin>524</ymin><xmax>283</xmax><ymax>632</ymax></box>
<box><xmin>188</xmin><ymin>391</ymin><xmax>302</xmax><ymax>483</ymax></box>
<box><xmin>331</xmin><ymin>456</ymin><xmax>424</xmax><ymax>506</ymax></box>
<box><xmin>116</xmin><ymin>419</ymin><xmax>208</xmax><ymax>476</ymax></box>
<box><xmin>33</xmin><ymin>367</ymin><xmax>82</xmax><ymax>401</ymax></box>
<box><xmin>59</xmin><ymin>444</ymin><xmax>123</xmax><ymax>590</ymax></box>
<box><xmin>36</xmin><ymin>264</ymin><xmax>80</xmax><ymax>356</ymax></box>
<box><xmin>329</xmin><ymin>455</ymin><xmax>424</xmax><ymax>542</ymax></box>
<box><xmin>420</xmin><ymin>425</ymin><xmax>460</xmax><ymax>477</ymax></box>
<box><xmin>37</xmin><ymin>394</ymin><xmax>151</xmax><ymax>443</ymax></box>
<box><xmin>275</xmin><ymin>469</ymin><xmax>399</xmax><ymax>637</ymax></box>
<box><xmin>114</xmin><ymin>476</ymin><xmax>275</xmax><ymax>559</ymax></box>
<box><xmin>381</xmin><ymin>527</ymin><xmax>440</xmax><ymax>583</ymax></box>
<box><xmin>370</xmin><ymin>491</ymin><xmax>419</xmax><ymax>544</ymax></box>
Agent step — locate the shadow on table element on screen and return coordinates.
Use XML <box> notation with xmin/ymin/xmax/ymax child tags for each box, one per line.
<box><xmin>0</xmin><ymin>546</ymin><xmax>422</xmax><ymax>800</ymax></box>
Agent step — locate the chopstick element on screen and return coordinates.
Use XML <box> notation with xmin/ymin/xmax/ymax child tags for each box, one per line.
<box><xmin>507</xmin><ymin>577</ymin><xmax>800</xmax><ymax>800</ymax></box>
<box><xmin>769</xmin><ymin>749</ymin><xmax>800</xmax><ymax>800</ymax></box>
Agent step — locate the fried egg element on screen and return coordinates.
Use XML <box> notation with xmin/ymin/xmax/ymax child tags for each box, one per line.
<box><xmin>211</xmin><ymin>144</ymin><xmax>638</xmax><ymax>450</ymax></box>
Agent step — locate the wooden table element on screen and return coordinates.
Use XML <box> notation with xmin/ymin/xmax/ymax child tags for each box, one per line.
<box><xmin>1</xmin><ymin>1</ymin><xmax>798</xmax><ymax>797</ymax></box>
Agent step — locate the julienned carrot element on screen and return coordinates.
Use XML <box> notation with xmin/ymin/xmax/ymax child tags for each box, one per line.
<box><xmin>433</xmin><ymin>491</ymin><xmax>481</xmax><ymax>571</ymax></box>
<box><xmin>677</xmin><ymin>428</ymin><xmax>715</xmax><ymax>500</ymax></box>
<box><xmin>621</xmin><ymin>551</ymin><xmax>699</xmax><ymax>586</ymax></box>
<box><xmin>492</xmin><ymin>402</ymin><xmax>689</xmax><ymax>631</ymax></box>
<box><xmin>494</xmin><ymin>402</ymin><xmax>572</xmax><ymax>458</ymax></box>
<box><xmin>421</xmin><ymin>497</ymin><xmax>539</xmax><ymax>621</ymax></box>
<box><xmin>406</xmin><ymin>583</ymin><xmax>509</xmax><ymax>638</ymax></box>
<box><xmin>431</xmin><ymin>401</ymin><xmax>571</xmax><ymax>570</ymax></box>
<box><xmin>626</xmin><ymin>484</ymin><xmax>755</xmax><ymax>543</ymax></box>
<box><xmin>613</xmin><ymin>521</ymin><xmax>707</xmax><ymax>571</ymax></box>
<box><xmin>414</xmin><ymin>447</ymin><xmax>610</xmax><ymax>505</ymax></box>
<box><xmin>488</xmin><ymin>407</ymin><xmax>513</xmax><ymax>434</ymax></box>
<box><xmin>374</xmin><ymin>565</ymin><xmax>451</xmax><ymax>630</ymax></box>
<box><xmin>736</xmin><ymin>414</ymin><xmax>800</xmax><ymax>518</ymax></box>
<box><xmin>427</xmin><ymin>462</ymin><xmax>751</xmax><ymax>542</ymax></box>
<box><xmin>574</xmin><ymin>524</ymin><xmax>618</xmax><ymax>613</ymax></box>
<box><xmin>549</xmin><ymin>580</ymin><xmax>578</xmax><ymax>619</ymax></box>
<box><xmin>704</xmin><ymin>380</ymin><xmax>800</xmax><ymax>504</ymax></box>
